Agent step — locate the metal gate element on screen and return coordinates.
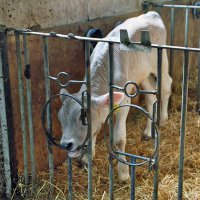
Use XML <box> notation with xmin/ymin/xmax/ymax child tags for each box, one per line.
<box><xmin>0</xmin><ymin>2</ymin><xmax>200</xmax><ymax>200</ymax></box>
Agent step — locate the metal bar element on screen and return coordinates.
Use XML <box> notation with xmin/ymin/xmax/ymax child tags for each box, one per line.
<box><xmin>68</xmin><ymin>157</ymin><xmax>73</xmax><ymax>200</ymax></box>
<box><xmin>178</xmin><ymin>50</ymin><xmax>190</xmax><ymax>200</ymax></box>
<box><xmin>197</xmin><ymin>39</ymin><xmax>200</xmax><ymax>111</ymax></box>
<box><xmin>169</xmin><ymin>7</ymin><xmax>175</xmax><ymax>77</ymax></box>
<box><xmin>153</xmin><ymin>48</ymin><xmax>162</xmax><ymax>200</ymax></box>
<box><xmin>184</xmin><ymin>8</ymin><xmax>189</xmax><ymax>47</ymax></box>
<box><xmin>142</xmin><ymin>43</ymin><xmax>200</xmax><ymax>52</ymax></box>
<box><xmin>16</xmin><ymin>31</ymin><xmax>120</xmax><ymax>44</ymax></box>
<box><xmin>108</xmin><ymin>43</ymin><xmax>114</xmax><ymax>200</ymax></box>
<box><xmin>42</xmin><ymin>36</ymin><xmax>54</xmax><ymax>197</ymax></box>
<box><xmin>130</xmin><ymin>157</ymin><xmax>136</xmax><ymax>200</ymax></box>
<box><xmin>12</xmin><ymin>31</ymin><xmax>200</xmax><ymax>52</ymax></box>
<box><xmin>23</xmin><ymin>34</ymin><xmax>36</xmax><ymax>189</ymax></box>
<box><xmin>0</xmin><ymin>26</ymin><xmax>18</xmax><ymax>198</ymax></box>
<box><xmin>0</xmin><ymin>48</ymin><xmax>12</xmax><ymax>198</ymax></box>
<box><xmin>151</xmin><ymin>101</ymin><xmax>158</xmax><ymax>139</ymax></box>
<box><xmin>152</xmin><ymin>3</ymin><xmax>200</xmax><ymax>9</ymax></box>
<box><xmin>114</xmin><ymin>151</ymin><xmax>154</xmax><ymax>162</ymax></box>
<box><xmin>15</xmin><ymin>32</ymin><xmax>29</xmax><ymax>187</ymax></box>
<box><xmin>85</xmin><ymin>41</ymin><xmax>92</xmax><ymax>200</ymax></box>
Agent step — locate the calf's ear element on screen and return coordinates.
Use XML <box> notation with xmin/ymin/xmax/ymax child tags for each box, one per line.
<box><xmin>60</xmin><ymin>88</ymin><xmax>69</xmax><ymax>102</ymax></box>
<box><xmin>92</xmin><ymin>92</ymin><xmax>124</xmax><ymax>108</ymax></box>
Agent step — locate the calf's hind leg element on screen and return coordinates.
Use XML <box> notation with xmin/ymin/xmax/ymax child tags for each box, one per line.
<box><xmin>141</xmin><ymin>75</ymin><xmax>157</xmax><ymax>140</ymax></box>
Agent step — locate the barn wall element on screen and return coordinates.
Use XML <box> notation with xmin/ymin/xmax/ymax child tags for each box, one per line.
<box><xmin>0</xmin><ymin>0</ymin><xmax>142</xmax><ymax>29</ymax></box>
<box><xmin>4</xmin><ymin>0</ymin><xmax>200</xmax><ymax>172</ymax></box>
<box><xmin>0</xmin><ymin>0</ymin><xmax>188</xmax><ymax>29</ymax></box>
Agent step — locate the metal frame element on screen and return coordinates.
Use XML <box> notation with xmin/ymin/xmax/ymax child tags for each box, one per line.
<box><xmin>0</xmin><ymin>3</ymin><xmax>199</xmax><ymax>199</ymax></box>
<box><xmin>8</xmin><ymin>28</ymin><xmax>199</xmax><ymax>200</ymax></box>
<box><xmin>142</xmin><ymin>2</ymin><xmax>200</xmax><ymax>199</ymax></box>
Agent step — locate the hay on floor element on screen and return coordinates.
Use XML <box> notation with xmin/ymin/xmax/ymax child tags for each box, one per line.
<box><xmin>14</xmin><ymin>69</ymin><xmax>200</xmax><ymax>200</ymax></box>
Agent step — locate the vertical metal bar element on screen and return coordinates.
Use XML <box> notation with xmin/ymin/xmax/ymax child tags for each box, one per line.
<box><xmin>15</xmin><ymin>32</ymin><xmax>29</xmax><ymax>187</ymax></box>
<box><xmin>23</xmin><ymin>34</ymin><xmax>36</xmax><ymax>188</ymax></box>
<box><xmin>130</xmin><ymin>158</ymin><xmax>136</xmax><ymax>200</ymax></box>
<box><xmin>0</xmin><ymin>48</ymin><xmax>12</xmax><ymax>198</ymax></box>
<box><xmin>184</xmin><ymin>8</ymin><xmax>189</xmax><ymax>47</ymax></box>
<box><xmin>42</xmin><ymin>36</ymin><xmax>54</xmax><ymax>196</ymax></box>
<box><xmin>68</xmin><ymin>157</ymin><xmax>73</xmax><ymax>200</ymax></box>
<box><xmin>177</xmin><ymin>8</ymin><xmax>189</xmax><ymax>199</ymax></box>
<box><xmin>153</xmin><ymin>48</ymin><xmax>162</xmax><ymax>200</ymax></box>
<box><xmin>178</xmin><ymin>50</ymin><xmax>190</xmax><ymax>200</ymax></box>
<box><xmin>108</xmin><ymin>43</ymin><xmax>114</xmax><ymax>200</ymax></box>
<box><xmin>197</xmin><ymin>39</ymin><xmax>200</xmax><ymax>111</ymax></box>
<box><xmin>85</xmin><ymin>41</ymin><xmax>92</xmax><ymax>200</ymax></box>
<box><xmin>169</xmin><ymin>7</ymin><xmax>175</xmax><ymax>77</ymax></box>
<box><xmin>0</xmin><ymin>26</ymin><xmax>18</xmax><ymax>198</ymax></box>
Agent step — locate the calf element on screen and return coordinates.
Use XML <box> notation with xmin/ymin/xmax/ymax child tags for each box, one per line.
<box><xmin>58</xmin><ymin>11</ymin><xmax>172</xmax><ymax>181</ymax></box>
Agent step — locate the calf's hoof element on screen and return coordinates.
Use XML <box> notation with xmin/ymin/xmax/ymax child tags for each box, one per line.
<box><xmin>118</xmin><ymin>165</ymin><xmax>130</xmax><ymax>182</ymax></box>
<box><xmin>77</xmin><ymin>154</ymin><xmax>88</xmax><ymax>167</ymax></box>
<box><xmin>141</xmin><ymin>134</ymin><xmax>152</xmax><ymax>141</ymax></box>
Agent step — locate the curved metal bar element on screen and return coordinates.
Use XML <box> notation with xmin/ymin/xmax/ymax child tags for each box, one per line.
<box><xmin>57</xmin><ymin>72</ymin><xmax>70</xmax><ymax>87</ymax></box>
<box><xmin>103</xmin><ymin>104</ymin><xmax>159</xmax><ymax>167</ymax></box>
<box><xmin>41</xmin><ymin>93</ymin><xmax>89</xmax><ymax>152</ymax></box>
<box><xmin>48</xmin><ymin>72</ymin><xmax>86</xmax><ymax>88</ymax></box>
<box><xmin>124</xmin><ymin>81</ymin><xmax>139</xmax><ymax>98</ymax></box>
<box><xmin>112</xmin><ymin>81</ymin><xmax>157</xmax><ymax>98</ymax></box>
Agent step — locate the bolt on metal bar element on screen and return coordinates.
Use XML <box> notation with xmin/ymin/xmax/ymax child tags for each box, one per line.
<box><xmin>68</xmin><ymin>157</ymin><xmax>73</xmax><ymax>200</ymax></box>
<box><xmin>178</xmin><ymin>50</ymin><xmax>190</xmax><ymax>200</ymax></box>
<box><xmin>169</xmin><ymin>7</ymin><xmax>175</xmax><ymax>77</ymax></box>
<box><xmin>0</xmin><ymin>49</ymin><xmax>12</xmax><ymax>198</ymax></box>
<box><xmin>15</xmin><ymin>32</ymin><xmax>29</xmax><ymax>188</ymax></box>
<box><xmin>42</xmin><ymin>36</ymin><xmax>54</xmax><ymax>197</ymax></box>
<box><xmin>153</xmin><ymin>48</ymin><xmax>162</xmax><ymax>200</ymax></box>
<box><xmin>130</xmin><ymin>157</ymin><xmax>136</xmax><ymax>200</ymax></box>
<box><xmin>108</xmin><ymin>43</ymin><xmax>114</xmax><ymax>200</ymax></box>
<box><xmin>85</xmin><ymin>40</ymin><xmax>93</xmax><ymax>200</ymax></box>
<box><xmin>23</xmin><ymin>34</ymin><xmax>36</xmax><ymax>189</ymax></box>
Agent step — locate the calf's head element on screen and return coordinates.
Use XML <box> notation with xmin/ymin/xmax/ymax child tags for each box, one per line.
<box><xmin>58</xmin><ymin>88</ymin><xmax>124</xmax><ymax>157</ymax></box>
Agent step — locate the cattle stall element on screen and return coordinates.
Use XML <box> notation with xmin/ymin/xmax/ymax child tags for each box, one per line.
<box><xmin>0</xmin><ymin>1</ymin><xmax>200</xmax><ymax>200</ymax></box>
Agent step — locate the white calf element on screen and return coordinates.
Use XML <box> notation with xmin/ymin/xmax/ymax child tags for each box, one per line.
<box><xmin>58</xmin><ymin>11</ymin><xmax>172</xmax><ymax>181</ymax></box>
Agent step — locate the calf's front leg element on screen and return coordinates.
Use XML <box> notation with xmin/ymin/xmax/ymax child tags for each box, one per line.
<box><xmin>113</xmin><ymin>97</ymin><xmax>130</xmax><ymax>181</ymax></box>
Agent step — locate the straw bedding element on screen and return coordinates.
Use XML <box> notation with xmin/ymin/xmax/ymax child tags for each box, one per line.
<box><xmin>14</xmin><ymin>69</ymin><xmax>200</xmax><ymax>200</ymax></box>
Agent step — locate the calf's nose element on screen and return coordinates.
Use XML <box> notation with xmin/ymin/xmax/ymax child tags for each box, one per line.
<box><xmin>60</xmin><ymin>141</ymin><xmax>73</xmax><ymax>151</ymax></box>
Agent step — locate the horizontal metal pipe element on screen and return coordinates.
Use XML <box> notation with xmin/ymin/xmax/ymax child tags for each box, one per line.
<box><xmin>14</xmin><ymin>31</ymin><xmax>200</xmax><ymax>52</ymax></box>
<box><xmin>16</xmin><ymin>30</ymin><xmax>120</xmax><ymax>43</ymax></box>
<box><xmin>114</xmin><ymin>150</ymin><xmax>154</xmax><ymax>162</ymax></box>
<box><xmin>152</xmin><ymin>3</ymin><xmax>200</xmax><ymax>9</ymax></box>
